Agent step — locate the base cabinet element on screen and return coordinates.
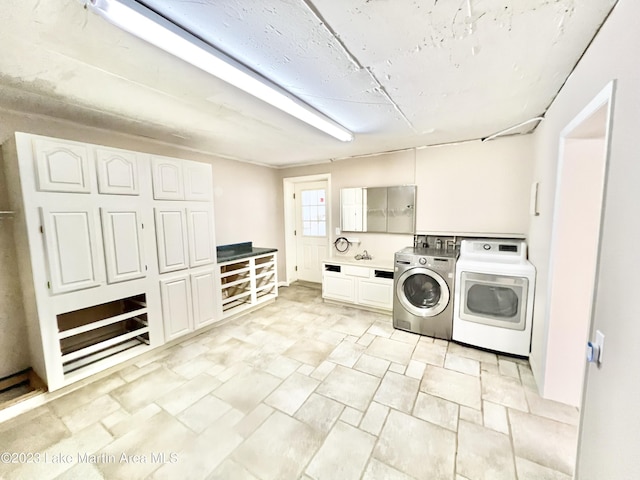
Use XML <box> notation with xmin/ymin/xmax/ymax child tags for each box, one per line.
<box><xmin>322</xmin><ymin>261</ymin><xmax>393</xmax><ymax>312</ymax></box>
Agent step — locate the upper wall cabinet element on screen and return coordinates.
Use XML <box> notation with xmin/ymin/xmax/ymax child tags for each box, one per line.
<box><xmin>96</xmin><ymin>148</ymin><xmax>140</xmax><ymax>195</ymax></box>
<box><xmin>184</xmin><ymin>160</ymin><xmax>213</xmax><ymax>201</ymax></box>
<box><xmin>40</xmin><ymin>206</ymin><xmax>103</xmax><ymax>294</ymax></box>
<box><xmin>151</xmin><ymin>156</ymin><xmax>184</xmax><ymax>200</ymax></box>
<box><xmin>101</xmin><ymin>208</ymin><xmax>146</xmax><ymax>284</ymax></box>
<box><xmin>34</xmin><ymin>138</ymin><xmax>92</xmax><ymax>193</ymax></box>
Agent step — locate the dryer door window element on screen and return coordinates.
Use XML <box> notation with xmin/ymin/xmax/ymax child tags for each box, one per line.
<box><xmin>396</xmin><ymin>268</ymin><xmax>450</xmax><ymax>317</ymax></box>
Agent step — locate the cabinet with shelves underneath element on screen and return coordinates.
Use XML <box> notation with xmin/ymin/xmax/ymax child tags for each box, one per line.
<box><xmin>219</xmin><ymin>252</ymin><xmax>278</xmax><ymax>318</ymax></box>
<box><xmin>322</xmin><ymin>262</ymin><xmax>394</xmax><ymax>312</ymax></box>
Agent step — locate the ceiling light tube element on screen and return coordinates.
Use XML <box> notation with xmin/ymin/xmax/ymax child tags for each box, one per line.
<box><xmin>88</xmin><ymin>0</ymin><xmax>354</xmax><ymax>142</ymax></box>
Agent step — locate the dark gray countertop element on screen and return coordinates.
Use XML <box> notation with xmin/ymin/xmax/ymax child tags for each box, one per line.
<box><xmin>216</xmin><ymin>242</ymin><xmax>278</xmax><ymax>263</ymax></box>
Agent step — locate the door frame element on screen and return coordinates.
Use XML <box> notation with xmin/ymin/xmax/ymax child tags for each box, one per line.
<box><xmin>539</xmin><ymin>80</ymin><xmax>616</xmax><ymax>406</ymax></box>
<box><xmin>282</xmin><ymin>173</ymin><xmax>332</xmax><ymax>285</ymax></box>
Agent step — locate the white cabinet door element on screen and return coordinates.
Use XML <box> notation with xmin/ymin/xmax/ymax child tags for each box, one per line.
<box><xmin>183</xmin><ymin>160</ymin><xmax>213</xmax><ymax>201</ymax></box>
<box><xmin>96</xmin><ymin>148</ymin><xmax>139</xmax><ymax>195</ymax></box>
<box><xmin>187</xmin><ymin>206</ymin><xmax>215</xmax><ymax>267</ymax></box>
<box><xmin>101</xmin><ymin>208</ymin><xmax>146</xmax><ymax>284</ymax></box>
<box><xmin>322</xmin><ymin>273</ymin><xmax>356</xmax><ymax>302</ymax></box>
<box><xmin>40</xmin><ymin>207</ymin><xmax>102</xmax><ymax>294</ymax></box>
<box><xmin>358</xmin><ymin>278</ymin><xmax>393</xmax><ymax>310</ymax></box>
<box><xmin>160</xmin><ymin>274</ymin><xmax>193</xmax><ymax>340</ymax></box>
<box><xmin>191</xmin><ymin>270</ymin><xmax>217</xmax><ymax>328</ymax></box>
<box><xmin>151</xmin><ymin>156</ymin><xmax>184</xmax><ymax>200</ymax></box>
<box><xmin>34</xmin><ymin>138</ymin><xmax>91</xmax><ymax>193</ymax></box>
<box><xmin>155</xmin><ymin>208</ymin><xmax>189</xmax><ymax>273</ymax></box>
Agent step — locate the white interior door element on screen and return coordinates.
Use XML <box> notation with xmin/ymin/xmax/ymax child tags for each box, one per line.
<box><xmin>40</xmin><ymin>207</ymin><xmax>103</xmax><ymax>294</ymax></box>
<box><xmin>101</xmin><ymin>208</ymin><xmax>146</xmax><ymax>284</ymax></box>
<box><xmin>294</xmin><ymin>181</ymin><xmax>329</xmax><ymax>283</ymax></box>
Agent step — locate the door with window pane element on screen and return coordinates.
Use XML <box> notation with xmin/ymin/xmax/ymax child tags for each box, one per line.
<box><xmin>295</xmin><ymin>181</ymin><xmax>329</xmax><ymax>283</ymax></box>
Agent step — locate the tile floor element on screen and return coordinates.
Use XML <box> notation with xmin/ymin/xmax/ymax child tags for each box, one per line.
<box><xmin>0</xmin><ymin>283</ymin><xmax>580</xmax><ymax>480</ymax></box>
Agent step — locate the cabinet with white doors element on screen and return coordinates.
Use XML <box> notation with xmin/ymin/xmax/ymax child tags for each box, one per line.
<box><xmin>219</xmin><ymin>252</ymin><xmax>278</xmax><ymax>318</ymax></box>
<box><xmin>322</xmin><ymin>259</ymin><xmax>394</xmax><ymax>312</ymax></box>
<box><xmin>3</xmin><ymin>132</ymin><xmax>220</xmax><ymax>391</ymax></box>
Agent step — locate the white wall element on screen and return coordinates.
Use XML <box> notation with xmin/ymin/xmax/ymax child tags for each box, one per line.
<box><xmin>0</xmin><ymin>108</ymin><xmax>284</xmax><ymax>378</ymax></box>
<box><xmin>526</xmin><ymin>0</ymin><xmax>640</xmax><ymax>476</ymax></box>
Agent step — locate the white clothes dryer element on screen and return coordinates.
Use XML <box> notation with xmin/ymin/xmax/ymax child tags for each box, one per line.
<box><xmin>452</xmin><ymin>239</ymin><xmax>536</xmax><ymax>357</ymax></box>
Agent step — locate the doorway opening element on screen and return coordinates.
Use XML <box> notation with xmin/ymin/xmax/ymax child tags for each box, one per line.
<box><xmin>283</xmin><ymin>174</ymin><xmax>331</xmax><ymax>286</ymax></box>
<box><xmin>541</xmin><ymin>81</ymin><xmax>616</xmax><ymax>407</ymax></box>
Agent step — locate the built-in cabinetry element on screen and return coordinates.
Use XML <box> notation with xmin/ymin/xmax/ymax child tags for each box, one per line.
<box><xmin>219</xmin><ymin>252</ymin><xmax>278</xmax><ymax>318</ymax></box>
<box><xmin>322</xmin><ymin>259</ymin><xmax>394</xmax><ymax>312</ymax></box>
<box><xmin>3</xmin><ymin>132</ymin><xmax>221</xmax><ymax>391</ymax></box>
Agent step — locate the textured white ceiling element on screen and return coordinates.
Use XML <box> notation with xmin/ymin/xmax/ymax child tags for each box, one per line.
<box><xmin>0</xmin><ymin>0</ymin><xmax>617</xmax><ymax>166</ymax></box>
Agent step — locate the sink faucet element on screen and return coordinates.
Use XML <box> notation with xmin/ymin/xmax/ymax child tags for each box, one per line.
<box><xmin>355</xmin><ymin>250</ymin><xmax>372</xmax><ymax>260</ymax></box>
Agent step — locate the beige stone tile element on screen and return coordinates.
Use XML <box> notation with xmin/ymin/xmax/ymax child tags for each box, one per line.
<box><xmin>444</xmin><ymin>354</ymin><xmax>480</xmax><ymax>377</ymax></box>
<box><xmin>306</xmin><ymin>421</ymin><xmax>376</xmax><ymax>480</ymax></box>
<box><xmin>208</xmin><ymin>459</ymin><xmax>259</xmax><ymax>480</ymax></box>
<box><xmin>0</xmin><ymin>406</ymin><xmax>69</xmax><ymax>455</ymax></box>
<box><xmin>524</xmin><ymin>389</ymin><xmax>580</xmax><ymax>426</ymax></box>
<box><xmin>356</xmin><ymin>333</ymin><xmax>376</xmax><ymax>346</ymax></box>
<box><xmin>156</xmin><ymin>373</ymin><xmax>221</xmax><ymax>415</ymax></box>
<box><xmin>498</xmin><ymin>358</ymin><xmax>520</xmax><ymax>379</ymax></box>
<box><xmin>216</xmin><ymin>362</ymin><xmax>251</xmax><ymax>383</ymax></box>
<box><xmin>97</xmin><ymin>411</ymin><xmax>194</xmax><ymax>479</ymax></box>
<box><xmin>362</xmin><ymin>458</ymin><xmax>416</xmax><ymax>480</ymax></box>
<box><xmin>295</xmin><ymin>393</ymin><xmax>345</xmax><ymax>434</ymax></box>
<box><xmin>483</xmin><ymin>401</ymin><xmax>510</xmax><ymax>434</ymax></box>
<box><xmin>118</xmin><ymin>362</ymin><xmax>162</xmax><ymax>382</ymax></box>
<box><xmin>316</xmin><ymin>365</ymin><xmax>381</xmax><ymax>411</ymax></box>
<box><xmin>366</xmin><ymin>336</ymin><xmax>414</xmax><ymax>364</ymax></box>
<box><xmin>460</xmin><ymin>406</ymin><xmax>483</xmax><ymax>425</ymax></box>
<box><xmin>109</xmin><ymin>367</ymin><xmax>185</xmax><ymax>413</ymax></box>
<box><xmin>48</xmin><ymin>374</ymin><xmax>126</xmax><ymax>417</ymax></box>
<box><xmin>327</xmin><ymin>341</ymin><xmax>366</xmax><ymax>367</ymax></box>
<box><xmin>412</xmin><ymin>392</ymin><xmax>459</xmax><ymax>432</ymax></box>
<box><xmin>456</xmin><ymin>420</ymin><xmax>516</xmax><ymax>480</ymax></box>
<box><xmin>509</xmin><ymin>409</ymin><xmax>578</xmax><ymax>476</ymax></box>
<box><xmin>170</xmin><ymin>356</ymin><xmax>225</xmax><ymax>379</ymax></box>
<box><xmin>311</xmin><ymin>360</ymin><xmax>337</xmax><ymax>381</ymax></box>
<box><xmin>390</xmin><ymin>329</ymin><xmax>420</xmax><ymax>345</ymax></box>
<box><xmin>346</xmin><ymin>334</ymin><xmax>360</xmax><ymax>343</ymax></box>
<box><xmin>150</xmin><ymin>419</ymin><xmax>243</xmax><ymax>480</ymax></box>
<box><xmin>232</xmin><ymin>411</ymin><xmax>324</xmax><ymax>480</ymax></box>
<box><xmin>176</xmin><ymin>394</ymin><xmax>233</xmax><ymax>433</ymax></box>
<box><xmin>389</xmin><ymin>362</ymin><xmax>406</xmax><ymax>374</ymax></box>
<box><xmin>448</xmin><ymin>342</ymin><xmax>498</xmax><ymax>364</ymax></box>
<box><xmin>54</xmin><ymin>462</ymin><xmax>105</xmax><ymax>480</ymax></box>
<box><xmin>404</xmin><ymin>359</ymin><xmax>426</xmax><ymax>379</ymax></box>
<box><xmin>234</xmin><ymin>403</ymin><xmax>274</xmax><ymax>438</ymax></box>
<box><xmin>298</xmin><ymin>364</ymin><xmax>315</xmax><ymax>375</ymax></box>
<box><xmin>284</xmin><ymin>338</ymin><xmax>335</xmax><ymax>366</ymax></box>
<box><xmin>340</xmin><ymin>406</ymin><xmax>364</xmax><ymax>426</ymax></box>
<box><xmin>421</xmin><ymin>365</ymin><xmax>481</xmax><ymax>410</ymax></box>
<box><xmin>373</xmin><ymin>371</ymin><xmax>420</xmax><ymax>413</ymax></box>
<box><xmin>412</xmin><ymin>341</ymin><xmax>447</xmax><ymax>366</ymax></box>
<box><xmin>264</xmin><ymin>372</ymin><xmax>319</xmax><ymax>415</ymax></box>
<box><xmin>161</xmin><ymin>343</ymin><xmax>210</xmax><ymax>369</ymax></box>
<box><xmin>104</xmin><ymin>403</ymin><xmax>162</xmax><ymax>438</ymax></box>
<box><xmin>262</xmin><ymin>355</ymin><xmax>302</xmax><ymax>379</ymax></box>
<box><xmin>213</xmin><ymin>368</ymin><xmax>281</xmax><ymax>413</ymax></box>
<box><xmin>360</xmin><ymin>401</ymin><xmax>390</xmax><ymax>436</ymax></box>
<box><xmin>354</xmin><ymin>354</ymin><xmax>390</xmax><ymax>377</ymax></box>
<box><xmin>366</xmin><ymin>321</ymin><xmax>395</xmax><ymax>338</ymax></box>
<box><xmin>481</xmin><ymin>362</ymin><xmax>500</xmax><ymax>375</ymax></box>
<box><xmin>518</xmin><ymin>363</ymin><xmax>539</xmax><ymax>392</ymax></box>
<box><xmin>515</xmin><ymin>456</ymin><xmax>572</xmax><ymax>480</ymax></box>
<box><xmin>330</xmin><ymin>315</ymin><xmax>373</xmax><ymax>336</ymax></box>
<box><xmin>315</xmin><ymin>329</ymin><xmax>347</xmax><ymax>346</ymax></box>
<box><xmin>481</xmin><ymin>372</ymin><xmax>528</xmax><ymax>411</ymax></box>
<box><xmin>6</xmin><ymin>423</ymin><xmax>112</xmax><ymax>480</ymax></box>
<box><xmin>374</xmin><ymin>410</ymin><xmax>456</xmax><ymax>480</ymax></box>
<box><xmin>59</xmin><ymin>394</ymin><xmax>121</xmax><ymax>433</ymax></box>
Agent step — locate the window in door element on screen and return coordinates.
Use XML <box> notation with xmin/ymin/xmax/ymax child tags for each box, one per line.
<box><xmin>301</xmin><ymin>189</ymin><xmax>326</xmax><ymax>237</ymax></box>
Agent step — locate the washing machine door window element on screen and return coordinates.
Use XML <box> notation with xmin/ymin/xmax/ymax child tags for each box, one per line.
<box><xmin>396</xmin><ymin>267</ymin><xmax>450</xmax><ymax>317</ymax></box>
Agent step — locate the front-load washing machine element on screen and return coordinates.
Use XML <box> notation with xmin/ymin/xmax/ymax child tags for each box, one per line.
<box><xmin>393</xmin><ymin>247</ymin><xmax>457</xmax><ymax>339</ymax></box>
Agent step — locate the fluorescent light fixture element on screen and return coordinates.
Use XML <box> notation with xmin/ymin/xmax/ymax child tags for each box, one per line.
<box><xmin>88</xmin><ymin>0</ymin><xmax>354</xmax><ymax>142</ymax></box>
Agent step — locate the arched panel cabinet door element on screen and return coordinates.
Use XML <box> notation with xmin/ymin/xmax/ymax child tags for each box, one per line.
<box><xmin>34</xmin><ymin>138</ymin><xmax>92</xmax><ymax>193</ymax></box>
<box><xmin>183</xmin><ymin>160</ymin><xmax>213</xmax><ymax>201</ymax></box>
<box><xmin>151</xmin><ymin>156</ymin><xmax>184</xmax><ymax>200</ymax></box>
<box><xmin>40</xmin><ymin>207</ymin><xmax>103</xmax><ymax>294</ymax></box>
<box><xmin>96</xmin><ymin>148</ymin><xmax>140</xmax><ymax>195</ymax></box>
